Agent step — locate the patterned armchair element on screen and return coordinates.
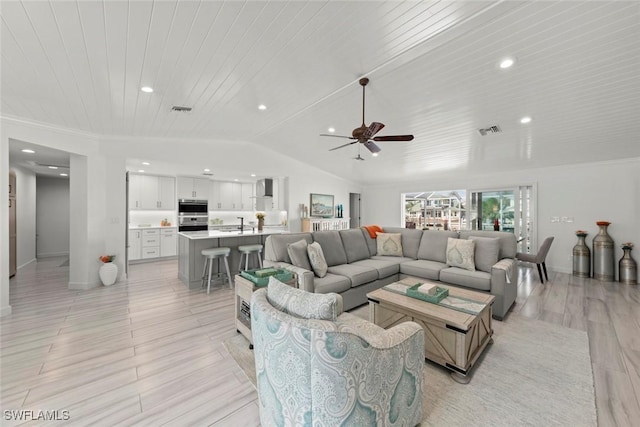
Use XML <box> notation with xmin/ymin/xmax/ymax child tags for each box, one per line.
<box><xmin>251</xmin><ymin>278</ymin><xmax>425</xmax><ymax>426</ymax></box>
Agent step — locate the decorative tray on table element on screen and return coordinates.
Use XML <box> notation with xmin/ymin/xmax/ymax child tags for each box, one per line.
<box><xmin>405</xmin><ymin>283</ymin><xmax>449</xmax><ymax>303</ymax></box>
<box><xmin>240</xmin><ymin>268</ymin><xmax>293</xmax><ymax>287</ymax></box>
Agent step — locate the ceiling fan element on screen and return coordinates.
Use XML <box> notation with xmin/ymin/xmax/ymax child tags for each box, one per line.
<box><xmin>320</xmin><ymin>77</ymin><xmax>414</xmax><ymax>155</ymax></box>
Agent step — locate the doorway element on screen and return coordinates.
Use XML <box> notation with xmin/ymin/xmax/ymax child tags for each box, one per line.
<box><xmin>349</xmin><ymin>193</ymin><xmax>361</xmax><ymax>229</ymax></box>
<box><xmin>468</xmin><ymin>185</ymin><xmax>535</xmax><ymax>253</ymax></box>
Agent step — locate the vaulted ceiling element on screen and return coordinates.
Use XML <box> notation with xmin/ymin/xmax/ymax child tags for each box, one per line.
<box><xmin>2</xmin><ymin>1</ymin><xmax>639</xmax><ymax>185</ymax></box>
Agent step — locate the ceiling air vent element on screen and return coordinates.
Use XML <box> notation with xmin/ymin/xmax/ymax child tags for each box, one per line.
<box><xmin>171</xmin><ymin>105</ymin><xmax>192</xmax><ymax>112</ymax></box>
<box><xmin>477</xmin><ymin>125</ymin><xmax>502</xmax><ymax>136</ymax></box>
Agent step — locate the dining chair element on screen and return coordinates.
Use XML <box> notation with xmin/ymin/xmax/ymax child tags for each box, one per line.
<box><xmin>516</xmin><ymin>236</ymin><xmax>555</xmax><ymax>283</ymax></box>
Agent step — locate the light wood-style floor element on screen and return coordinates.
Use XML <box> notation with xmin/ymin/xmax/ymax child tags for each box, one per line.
<box><xmin>1</xmin><ymin>257</ymin><xmax>639</xmax><ymax>426</ymax></box>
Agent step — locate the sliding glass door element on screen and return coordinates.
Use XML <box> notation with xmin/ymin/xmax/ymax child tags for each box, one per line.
<box><xmin>468</xmin><ymin>185</ymin><xmax>535</xmax><ymax>253</ymax></box>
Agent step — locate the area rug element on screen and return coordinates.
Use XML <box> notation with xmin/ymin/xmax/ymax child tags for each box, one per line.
<box><xmin>222</xmin><ymin>312</ymin><xmax>597</xmax><ymax>426</ymax></box>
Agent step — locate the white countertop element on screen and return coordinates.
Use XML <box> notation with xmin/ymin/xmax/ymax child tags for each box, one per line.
<box><xmin>129</xmin><ymin>225</ymin><xmax>177</xmax><ymax>230</ymax></box>
<box><xmin>179</xmin><ymin>229</ymin><xmax>288</xmax><ymax>240</ymax></box>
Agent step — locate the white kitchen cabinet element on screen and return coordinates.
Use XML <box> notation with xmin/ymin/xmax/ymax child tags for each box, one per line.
<box><xmin>157</xmin><ymin>176</ymin><xmax>176</xmax><ymax>209</ymax></box>
<box><xmin>241</xmin><ymin>183</ymin><xmax>254</xmax><ymax>210</ymax></box>
<box><xmin>210</xmin><ymin>181</ymin><xmax>246</xmax><ymax>210</ymax></box>
<box><xmin>178</xmin><ymin>176</ymin><xmax>210</xmax><ymax>200</ymax></box>
<box><xmin>129</xmin><ymin>227</ymin><xmax>177</xmax><ymax>262</ymax></box>
<box><xmin>161</xmin><ymin>228</ymin><xmax>177</xmax><ymax>257</ymax></box>
<box><xmin>128</xmin><ymin>230</ymin><xmax>142</xmax><ymax>261</ymax></box>
<box><xmin>130</xmin><ymin>174</ymin><xmax>175</xmax><ymax>210</ymax></box>
<box><xmin>142</xmin><ymin>229</ymin><xmax>160</xmax><ymax>259</ymax></box>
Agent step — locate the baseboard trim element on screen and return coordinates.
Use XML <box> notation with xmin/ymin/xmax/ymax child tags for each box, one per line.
<box><xmin>17</xmin><ymin>258</ymin><xmax>37</xmax><ymax>270</ymax></box>
<box><xmin>37</xmin><ymin>252</ymin><xmax>70</xmax><ymax>258</ymax></box>
<box><xmin>68</xmin><ymin>281</ymin><xmax>100</xmax><ymax>290</ymax></box>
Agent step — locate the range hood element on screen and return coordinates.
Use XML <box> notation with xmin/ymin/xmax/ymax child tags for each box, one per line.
<box><xmin>256</xmin><ymin>178</ymin><xmax>273</xmax><ymax>198</ymax></box>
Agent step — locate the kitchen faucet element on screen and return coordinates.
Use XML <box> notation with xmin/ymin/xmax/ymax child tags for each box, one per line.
<box><xmin>238</xmin><ymin>217</ymin><xmax>244</xmax><ymax>233</ymax></box>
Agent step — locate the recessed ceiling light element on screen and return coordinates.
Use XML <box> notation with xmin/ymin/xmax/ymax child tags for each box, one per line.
<box><xmin>141</xmin><ymin>86</ymin><xmax>153</xmax><ymax>93</ymax></box>
<box><xmin>138</xmin><ymin>170</ymin><xmax>145</xmax><ymax>173</ymax></box>
<box><xmin>60</xmin><ymin>173</ymin><xmax>68</xmax><ymax>177</ymax></box>
<box><xmin>372</xmin><ymin>153</ymin><xmax>379</xmax><ymax>157</ymax></box>
<box><xmin>328</xmin><ymin>127</ymin><xmax>335</xmax><ymax>133</ymax></box>
<box><xmin>258</xmin><ymin>104</ymin><xmax>267</xmax><ymax>110</ymax></box>
<box><xmin>204</xmin><ymin>168</ymin><xmax>211</xmax><ymax>172</ymax></box>
<box><xmin>520</xmin><ymin>116</ymin><xmax>532</xmax><ymax>124</ymax></box>
<box><xmin>48</xmin><ymin>166</ymin><xmax>58</xmax><ymax>169</ymax></box>
<box><xmin>142</xmin><ymin>161</ymin><xmax>150</xmax><ymax>166</ymax></box>
<box><xmin>234</xmin><ymin>178</ymin><xmax>239</xmax><ymax>181</ymax></box>
<box><xmin>250</xmin><ymin>174</ymin><xmax>256</xmax><ymax>177</ymax></box>
<box><xmin>499</xmin><ymin>58</ymin><xmax>515</xmax><ymax>69</ymax></box>
<box><xmin>21</xmin><ymin>149</ymin><xmax>35</xmax><ymax>153</ymax></box>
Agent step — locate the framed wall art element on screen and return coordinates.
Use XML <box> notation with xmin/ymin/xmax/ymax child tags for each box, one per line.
<box><xmin>310</xmin><ymin>193</ymin><xmax>334</xmax><ymax>218</ymax></box>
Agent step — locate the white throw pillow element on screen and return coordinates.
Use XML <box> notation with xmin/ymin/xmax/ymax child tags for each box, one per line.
<box><xmin>446</xmin><ymin>237</ymin><xmax>476</xmax><ymax>271</ymax></box>
<box><xmin>376</xmin><ymin>232</ymin><xmax>403</xmax><ymax>257</ymax></box>
<box><xmin>307</xmin><ymin>242</ymin><xmax>328</xmax><ymax>278</ymax></box>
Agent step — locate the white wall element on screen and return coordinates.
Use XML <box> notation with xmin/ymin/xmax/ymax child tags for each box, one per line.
<box><xmin>36</xmin><ymin>176</ymin><xmax>70</xmax><ymax>257</ymax></box>
<box><xmin>362</xmin><ymin>158</ymin><xmax>640</xmax><ymax>276</ymax></box>
<box><xmin>10</xmin><ymin>165</ymin><xmax>37</xmax><ymax>269</ymax></box>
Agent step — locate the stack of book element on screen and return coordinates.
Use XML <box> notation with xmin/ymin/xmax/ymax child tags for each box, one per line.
<box><xmin>240</xmin><ymin>300</ymin><xmax>251</xmax><ymax>322</ymax></box>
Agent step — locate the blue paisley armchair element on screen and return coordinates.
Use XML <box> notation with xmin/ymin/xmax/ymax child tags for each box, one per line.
<box><xmin>251</xmin><ymin>278</ymin><xmax>425</xmax><ymax>426</ymax></box>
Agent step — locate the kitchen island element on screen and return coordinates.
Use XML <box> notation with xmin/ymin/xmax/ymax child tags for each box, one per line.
<box><xmin>178</xmin><ymin>228</ymin><xmax>288</xmax><ymax>289</ymax></box>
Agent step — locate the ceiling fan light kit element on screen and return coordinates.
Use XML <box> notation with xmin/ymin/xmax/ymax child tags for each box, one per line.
<box><xmin>321</xmin><ymin>77</ymin><xmax>414</xmax><ymax>158</ymax></box>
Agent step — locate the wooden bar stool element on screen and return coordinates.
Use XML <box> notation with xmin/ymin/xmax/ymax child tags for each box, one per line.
<box><xmin>201</xmin><ymin>247</ymin><xmax>232</xmax><ymax>293</ymax></box>
<box><xmin>238</xmin><ymin>244</ymin><xmax>263</xmax><ymax>271</ymax></box>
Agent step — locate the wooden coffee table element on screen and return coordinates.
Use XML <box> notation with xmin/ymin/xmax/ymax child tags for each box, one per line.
<box><xmin>367</xmin><ymin>277</ymin><xmax>495</xmax><ymax>383</ymax></box>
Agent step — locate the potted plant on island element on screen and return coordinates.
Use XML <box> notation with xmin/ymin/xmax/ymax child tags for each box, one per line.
<box><xmin>256</xmin><ymin>212</ymin><xmax>265</xmax><ymax>232</ymax></box>
<box><xmin>98</xmin><ymin>255</ymin><xmax>118</xmax><ymax>286</ymax></box>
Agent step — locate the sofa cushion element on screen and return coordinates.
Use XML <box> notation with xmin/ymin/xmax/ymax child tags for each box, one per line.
<box><xmin>459</xmin><ymin>230</ymin><xmax>517</xmax><ymax>259</ymax></box>
<box><xmin>439</xmin><ymin>267</ymin><xmax>491</xmax><ymax>291</ymax></box>
<box><xmin>382</xmin><ymin>227</ymin><xmax>423</xmax><ymax>259</ymax></box>
<box><xmin>267</xmin><ymin>276</ymin><xmax>343</xmax><ymax>320</ymax></box>
<box><xmin>417</xmin><ymin>230</ymin><xmax>459</xmax><ymax>263</ymax></box>
<box><xmin>376</xmin><ymin>233</ymin><xmax>403</xmax><ymax>257</ymax></box>
<box><xmin>351</xmin><ymin>259</ymin><xmax>400</xmax><ymax>279</ymax></box>
<box><xmin>314</xmin><ymin>273</ymin><xmax>352</xmax><ymax>294</ymax></box>
<box><xmin>339</xmin><ymin>229</ymin><xmax>371</xmax><ymax>263</ymax></box>
<box><xmin>446</xmin><ymin>238</ymin><xmax>475</xmax><ymax>271</ymax></box>
<box><xmin>307</xmin><ymin>242</ymin><xmax>328</xmax><ymax>278</ymax></box>
<box><xmin>327</xmin><ymin>264</ymin><xmax>379</xmax><ymax>288</ymax></box>
<box><xmin>400</xmin><ymin>259</ymin><xmax>448</xmax><ymax>280</ymax></box>
<box><xmin>469</xmin><ymin>236</ymin><xmax>500</xmax><ymax>273</ymax></box>
<box><xmin>265</xmin><ymin>233</ymin><xmax>313</xmax><ymax>263</ymax></box>
<box><xmin>287</xmin><ymin>239</ymin><xmax>312</xmax><ymax>271</ymax></box>
<box><xmin>361</xmin><ymin>228</ymin><xmax>379</xmax><ymax>257</ymax></box>
<box><xmin>313</xmin><ymin>231</ymin><xmax>348</xmax><ymax>266</ymax></box>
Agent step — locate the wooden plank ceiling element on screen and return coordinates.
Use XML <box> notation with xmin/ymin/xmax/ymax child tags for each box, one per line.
<box><xmin>1</xmin><ymin>1</ymin><xmax>639</xmax><ymax>184</ymax></box>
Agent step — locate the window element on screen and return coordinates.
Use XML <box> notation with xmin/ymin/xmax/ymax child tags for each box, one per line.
<box><xmin>403</xmin><ymin>185</ymin><xmax>535</xmax><ymax>253</ymax></box>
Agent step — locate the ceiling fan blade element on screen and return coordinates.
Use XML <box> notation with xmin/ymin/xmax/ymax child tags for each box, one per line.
<box><xmin>319</xmin><ymin>134</ymin><xmax>355</xmax><ymax>139</ymax></box>
<box><xmin>364</xmin><ymin>141</ymin><xmax>381</xmax><ymax>153</ymax></box>
<box><xmin>362</xmin><ymin>122</ymin><xmax>385</xmax><ymax>139</ymax></box>
<box><xmin>373</xmin><ymin>134</ymin><xmax>414</xmax><ymax>142</ymax></box>
<box><xmin>329</xmin><ymin>141</ymin><xmax>357</xmax><ymax>151</ymax></box>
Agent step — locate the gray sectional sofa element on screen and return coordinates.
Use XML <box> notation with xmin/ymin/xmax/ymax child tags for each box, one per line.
<box><xmin>264</xmin><ymin>227</ymin><xmax>518</xmax><ymax>320</ymax></box>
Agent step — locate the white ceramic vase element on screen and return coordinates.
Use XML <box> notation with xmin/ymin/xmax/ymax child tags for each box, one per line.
<box><xmin>99</xmin><ymin>262</ymin><xmax>118</xmax><ymax>286</ymax></box>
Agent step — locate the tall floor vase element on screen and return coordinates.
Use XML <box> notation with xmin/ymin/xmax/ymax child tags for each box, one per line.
<box><xmin>573</xmin><ymin>233</ymin><xmax>590</xmax><ymax>278</ymax></box>
<box><xmin>593</xmin><ymin>221</ymin><xmax>614</xmax><ymax>282</ymax></box>
<box><xmin>619</xmin><ymin>246</ymin><xmax>637</xmax><ymax>285</ymax></box>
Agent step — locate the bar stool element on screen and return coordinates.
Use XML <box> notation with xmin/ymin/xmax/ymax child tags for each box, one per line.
<box><xmin>238</xmin><ymin>244</ymin><xmax>263</xmax><ymax>271</ymax></box>
<box><xmin>201</xmin><ymin>247</ymin><xmax>232</xmax><ymax>293</ymax></box>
